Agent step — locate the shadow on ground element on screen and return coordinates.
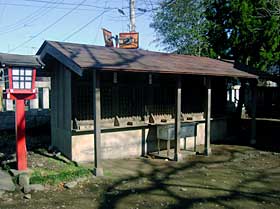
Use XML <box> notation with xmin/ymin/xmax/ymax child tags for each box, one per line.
<box><xmin>97</xmin><ymin>145</ymin><xmax>280</xmax><ymax>209</ymax></box>
<box><xmin>0</xmin><ymin>125</ymin><xmax>50</xmax><ymax>169</ymax></box>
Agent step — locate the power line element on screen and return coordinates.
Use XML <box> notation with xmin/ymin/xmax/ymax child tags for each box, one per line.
<box><xmin>94</xmin><ymin>1</ymin><xmax>108</xmax><ymax>43</ymax></box>
<box><xmin>21</xmin><ymin>0</ymin><xmax>128</xmax><ymax>10</ymax></box>
<box><xmin>0</xmin><ymin>2</ymin><xmax>118</xmax><ymax>11</ymax></box>
<box><xmin>0</xmin><ymin>0</ymin><xmax>64</xmax><ymax>34</ymax></box>
<box><xmin>0</xmin><ymin>0</ymin><xmax>7</xmax><ymax>25</ymax></box>
<box><xmin>63</xmin><ymin>10</ymin><xmax>107</xmax><ymax>41</ymax></box>
<box><xmin>8</xmin><ymin>0</ymin><xmax>87</xmax><ymax>52</ymax></box>
<box><xmin>0</xmin><ymin>0</ymin><xmax>53</xmax><ymax>30</ymax></box>
<box><xmin>94</xmin><ymin>14</ymin><xmax>104</xmax><ymax>43</ymax></box>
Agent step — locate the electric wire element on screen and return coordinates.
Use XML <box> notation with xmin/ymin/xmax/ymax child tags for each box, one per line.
<box><xmin>5</xmin><ymin>0</ymin><xmax>159</xmax><ymax>52</ymax></box>
<box><xmin>94</xmin><ymin>14</ymin><xmax>104</xmax><ymax>43</ymax></box>
<box><xmin>0</xmin><ymin>0</ymin><xmax>64</xmax><ymax>35</ymax></box>
<box><xmin>63</xmin><ymin>10</ymin><xmax>108</xmax><ymax>41</ymax></box>
<box><xmin>0</xmin><ymin>0</ymin><xmax>7</xmax><ymax>25</ymax></box>
<box><xmin>0</xmin><ymin>2</ymin><xmax>113</xmax><ymax>11</ymax></box>
<box><xmin>20</xmin><ymin>0</ymin><xmax>128</xmax><ymax>10</ymax></box>
<box><xmin>94</xmin><ymin>1</ymin><xmax>108</xmax><ymax>44</ymax></box>
<box><xmin>0</xmin><ymin>0</ymin><xmax>52</xmax><ymax>30</ymax></box>
<box><xmin>8</xmin><ymin>0</ymin><xmax>87</xmax><ymax>52</ymax></box>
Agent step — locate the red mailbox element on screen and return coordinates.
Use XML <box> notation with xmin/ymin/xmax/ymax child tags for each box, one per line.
<box><xmin>1</xmin><ymin>53</ymin><xmax>43</xmax><ymax>171</ymax></box>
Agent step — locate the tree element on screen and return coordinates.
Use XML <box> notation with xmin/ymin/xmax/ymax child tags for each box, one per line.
<box><xmin>205</xmin><ymin>0</ymin><xmax>280</xmax><ymax>71</ymax></box>
<box><xmin>151</xmin><ymin>0</ymin><xmax>212</xmax><ymax>56</ymax></box>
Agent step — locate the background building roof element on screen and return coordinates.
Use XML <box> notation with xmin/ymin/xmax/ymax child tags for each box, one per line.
<box><xmin>0</xmin><ymin>53</ymin><xmax>44</xmax><ymax>68</ymax></box>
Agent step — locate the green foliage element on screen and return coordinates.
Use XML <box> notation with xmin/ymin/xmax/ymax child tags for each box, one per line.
<box><xmin>151</xmin><ymin>0</ymin><xmax>212</xmax><ymax>56</ymax></box>
<box><xmin>205</xmin><ymin>0</ymin><xmax>280</xmax><ymax>70</ymax></box>
<box><xmin>151</xmin><ymin>0</ymin><xmax>280</xmax><ymax>71</ymax></box>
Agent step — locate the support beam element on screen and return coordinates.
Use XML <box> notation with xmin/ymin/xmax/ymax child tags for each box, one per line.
<box><xmin>147</xmin><ymin>73</ymin><xmax>154</xmax><ymax>116</ymax></box>
<box><xmin>16</xmin><ymin>99</ymin><xmax>27</xmax><ymax>170</ymax></box>
<box><xmin>204</xmin><ymin>77</ymin><xmax>212</xmax><ymax>156</ymax></box>
<box><xmin>0</xmin><ymin>86</ymin><xmax>3</xmax><ymax>111</ymax></box>
<box><xmin>112</xmin><ymin>72</ymin><xmax>119</xmax><ymax>116</ymax></box>
<box><xmin>93</xmin><ymin>70</ymin><xmax>103</xmax><ymax>176</ymax></box>
<box><xmin>236</xmin><ymin>80</ymin><xmax>245</xmax><ymax>119</ymax></box>
<box><xmin>235</xmin><ymin>80</ymin><xmax>246</xmax><ymax>137</ymax></box>
<box><xmin>250</xmin><ymin>80</ymin><xmax>257</xmax><ymax>145</ymax></box>
<box><xmin>174</xmin><ymin>76</ymin><xmax>182</xmax><ymax>161</ymax></box>
<box><xmin>6</xmin><ymin>99</ymin><xmax>14</xmax><ymax>111</ymax></box>
<box><xmin>30</xmin><ymin>88</ymin><xmax>39</xmax><ymax>109</ymax></box>
<box><xmin>42</xmin><ymin>88</ymin><xmax>50</xmax><ymax>109</ymax></box>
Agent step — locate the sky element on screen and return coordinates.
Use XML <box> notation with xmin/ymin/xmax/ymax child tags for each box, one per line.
<box><xmin>0</xmin><ymin>0</ymin><xmax>163</xmax><ymax>55</ymax></box>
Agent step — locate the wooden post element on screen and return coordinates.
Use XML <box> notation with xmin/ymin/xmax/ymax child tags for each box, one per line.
<box><xmin>0</xmin><ymin>86</ymin><xmax>3</xmax><ymax>111</ymax></box>
<box><xmin>147</xmin><ymin>73</ymin><xmax>153</xmax><ymax>116</ymax></box>
<box><xmin>174</xmin><ymin>76</ymin><xmax>182</xmax><ymax>161</ymax></box>
<box><xmin>6</xmin><ymin>99</ymin><xmax>13</xmax><ymax>111</ymax></box>
<box><xmin>204</xmin><ymin>77</ymin><xmax>212</xmax><ymax>156</ymax></box>
<box><xmin>236</xmin><ymin>80</ymin><xmax>245</xmax><ymax>118</ymax></box>
<box><xmin>250</xmin><ymin>80</ymin><xmax>257</xmax><ymax>145</ymax></box>
<box><xmin>93</xmin><ymin>70</ymin><xmax>103</xmax><ymax>176</ymax></box>
<box><xmin>112</xmin><ymin>72</ymin><xmax>119</xmax><ymax>116</ymax></box>
<box><xmin>42</xmin><ymin>88</ymin><xmax>50</xmax><ymax>109</ymax></box>
<box><xmin>141</xmin><ymin>128</ymin><xmax>146</xmax><ymax>156</ymax></box>
<box><xmin>30</xmin><ymin>88</ymin><xmax>39</xmax><ymax>109</ymax></box>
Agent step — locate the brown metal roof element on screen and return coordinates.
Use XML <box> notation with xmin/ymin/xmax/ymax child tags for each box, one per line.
<box><xmin>37</xmin><ymin>40</ymin><xmax>257</xmax><ymax>79</ymax></box>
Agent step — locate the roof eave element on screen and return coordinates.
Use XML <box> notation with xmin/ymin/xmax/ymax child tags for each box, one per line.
<box><xmin>83</xmin><ymin>66</ymin><xmax>258</xmax><ymax>79</ymax></box>
<box><xmin>37</xmin><ymin>41</ymin><xmax>83</xmax><ymax>76</ymax></box>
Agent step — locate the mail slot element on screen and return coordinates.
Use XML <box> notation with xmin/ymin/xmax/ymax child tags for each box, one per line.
<box><xmin>157</xmin><ymin>122</ymin><xmax>197</xmax><ymax>140</ymax></box>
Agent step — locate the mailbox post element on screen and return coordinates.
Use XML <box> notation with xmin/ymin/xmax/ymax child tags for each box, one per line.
<box><xmin>1</xmin><ymin>53</ymin><xmax>43</xmax><ymax>171</ymax></box>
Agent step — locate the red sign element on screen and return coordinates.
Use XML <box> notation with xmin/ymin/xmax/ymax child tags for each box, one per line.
<box><xmin>119</xmin><ymin>32</ymin><xmax>139</xmax><ymax>49</ymax></box>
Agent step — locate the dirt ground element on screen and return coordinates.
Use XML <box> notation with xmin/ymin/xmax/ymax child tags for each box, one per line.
<box><xmin>1</xmin><ymin>144</ymin><xmax>280</xmax><ymax>209</ymax></box>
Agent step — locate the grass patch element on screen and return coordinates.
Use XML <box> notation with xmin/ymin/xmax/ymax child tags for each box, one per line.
<box><xmin>2</xmin><ymin>163</ymin><xmax>11</xmax><ymax>171</ymax></box>
<box><xmin>30</xmin><ymin>158</ymin><xmax>92</xmax><ymax>185</ymax></box>
<box><xmin>104</xmin><ymin>170</ymin><xmax>113</xmax><ymax>177</ymax></box>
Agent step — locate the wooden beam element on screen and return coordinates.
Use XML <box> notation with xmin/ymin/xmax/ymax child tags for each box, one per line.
<box><xmin>93</xmin><ymin>70</ymin><xmax>103</xmax><ymax>176</ymax></box>
<box><xmin>112</xmin><ymin>72</ymin><xmax>119</xmax><ymax>116</ymax></box>
<box><xmin>174</xmin><ymin>76</ymin><xmax>182</xmax><ymax>161</ymax></box>
<box><xmin>236</xmin><ymin>80</ymin><xmax>245</xmax><ymax>119</ymax></box>
<box><xmin>250</xmin><ymin>80</ymin><xmax>257</xmax><ymax>145</ymax></box>
<box><xmin>146</xmin><ymin>73</ymin><xmax>154</xmax><ymax>116</ymax></box>
<box><xmin>42</xmin><ymin>88</ymin><xmax>50</xmax><ymax>109</ymax></box>
<box><xmin>204</xmin><ymin>77</ymin><xmax>212</xmax><ymax>156</ymax></box>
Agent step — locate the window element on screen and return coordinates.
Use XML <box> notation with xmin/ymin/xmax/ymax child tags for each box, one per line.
<box><xmin>12</xmin><ymin>67</ymin><xmax>33</xmax><ymax>89</ymax></box>
<box><xmin>4</xmin><ymin>68</ymin><xmax>10</xmax><ymax>89</ymax></box>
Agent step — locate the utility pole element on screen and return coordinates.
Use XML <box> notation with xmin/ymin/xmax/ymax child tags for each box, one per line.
<box><xmin>129</xmin><ymin>0</ymin><xmax>136</xmax><ymax>32</ymax></box>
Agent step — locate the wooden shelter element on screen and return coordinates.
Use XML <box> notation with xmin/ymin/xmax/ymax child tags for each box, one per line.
<box><xmin>37</xmin><ymin>41</ymin><xmax>257</xmax><ymax>176</ymax></box>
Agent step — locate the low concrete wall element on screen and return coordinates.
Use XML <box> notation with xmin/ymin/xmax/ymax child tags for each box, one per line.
<box><xmin>72</xmin><ymin>128</ymin><xmax>151</xmax><ymax>162</ymax></box>
<box><xmin>70</xmin><ymin>118</ymin><xmax>228</xmax><ymax>163</ymax></box>
<box><xmin>0</xmin><ymin>109</ymin><xmax>50</xmax><ymax>131</ymax></box>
